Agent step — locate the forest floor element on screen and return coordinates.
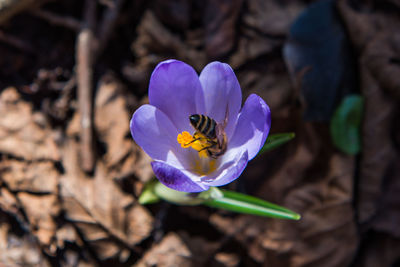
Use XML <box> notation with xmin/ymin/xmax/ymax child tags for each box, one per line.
<box><xmin>0</xmin><ymin>0</ymin><xmax>399</xmax><ymax>266</ymax></box>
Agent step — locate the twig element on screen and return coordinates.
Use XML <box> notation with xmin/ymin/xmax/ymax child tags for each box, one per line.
<box><xmin>29</xmin><ymin>8</ymin><xmax>82</xmax><ymax>32</ymax></box>
<box><xmin>96</xmin><ymin>0</ymin><xmax>125</xmax><ymax>55</ymax></box>
<box><xmin>75</xmin><ymin>0</ymin><xmax>125</xmax><ymax>173</ymax></box>
<box><xmin>76</xmin><ymin>0</ymin><xmax>96</xmax><ymax>173</ymax></box>
<box><xmin>0</xmin><ymin>0</ymin><xmax>49</xmax><ymax>25</ymax></box>
<box><xmin>0</xmin><ymin>29</ymin><xmax>35</xmax><ymax>54</ymax></box>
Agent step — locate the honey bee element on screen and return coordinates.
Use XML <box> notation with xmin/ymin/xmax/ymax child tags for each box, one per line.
<box><xmin>188</xmin><ymin>111</ymin><xmax>228</xmax><ymax>159</ymax></box>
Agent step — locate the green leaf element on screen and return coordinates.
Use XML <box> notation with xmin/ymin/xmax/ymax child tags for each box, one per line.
<box><xmin>138</xmin><ymin>179</ymin><xmax>161</xmax><ymax>205</ymax></box>
<box><xmin>330</xmin><ymin>95</ymin><xmax>363</xmax><ymax>155</ymax></box>
<box><xmin>153</xmin><ymin>182</ymin><xmax>206</xmax><ymax>206</ymax></box>
<box><xmin>139</xmin><ymin>182</ymin><xmax>301</xmax><ymax>220</ymax></box>
<box><xmin>204</xmin><ymin>189</ymin><xmax>301</xmax><ymax>220</ymax></box>
<box><xmin>258</xmin><ymin>133</ymin><xmax>295</xmax><ymax>155</ymax></box>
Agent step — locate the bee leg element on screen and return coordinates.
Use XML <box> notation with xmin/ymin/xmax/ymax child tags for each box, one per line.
<box><xmin>198</xmin><ymin>141</ymin><xmax>217</xmax><ymax>152</ymax></box>
<box><xmin>183</xmin><ymin>136</ymin><xmax>207</xmax><ymax>146</ymax></box>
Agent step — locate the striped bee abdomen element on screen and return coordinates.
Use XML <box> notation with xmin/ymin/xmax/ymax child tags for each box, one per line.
<box><xmin>189</xmin><ymin>114</ymin><xmax>216</xmax><ymax>139</ymax></box>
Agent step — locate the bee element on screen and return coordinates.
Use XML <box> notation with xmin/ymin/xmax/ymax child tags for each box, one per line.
<box><xmin>189</xmin><ymin>111</ymin><xmax>228</xmax><ymax>159</ymax></box>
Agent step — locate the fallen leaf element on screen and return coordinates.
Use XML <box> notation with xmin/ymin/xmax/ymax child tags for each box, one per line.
<box><xmin>203</xmin><ymin>0</ymin><xmax>243</xmax><ymax>59</ymax></box>
<box><xmin>0</xmin><ymin>87</ymin><xmax>60</xmax><ymax>161</ymax></box>
<box><xmin>60</xmin><ymin>138</ymin><xmax>153</xmax><ymax>260</ymax></box>
<box><xmin>214</xmin><ymin>252</ymin><xmax>240</xmax><ymax>267</ymax></box>
<box><xmin>337</xmin><ymin>0</ymin><xmax>399</xmax><ymax>224</ymax></box>
<box><xmin>0</xmin><ymin>160</ymin><xmax>58</xmax><ymax>193</ymax></box>
<box><xmin>95</xmin><ymin>75</ymin><xmax>133</xmax><ymax>168</ymax></box>
<box><xmin>283</xmin><ymin>0</ymin><xmax>357</xmax><ymax>121</ymax></box>
<box><xmin>133</xmin><ymin>232</ymin><xmax>192</xmax><ymax>267</ymax></box>
<box><xmin>244</xmin><ymin>0</ymin><xmax>303</xmax><ymax>36</ymax></box>
<box><xmin>0</xmin><ymin>214</ymin><xmax>51</xmax><ymax>267</ymax></box>
<box><xmin>132</xmin><ymin>10</ymin><xmax>206</xmax><ymax>71</ymax></box>
<box><xmin>17</xmin><ymin>192</ymin><xmax>60</xmax><ymax>250</ymax></box>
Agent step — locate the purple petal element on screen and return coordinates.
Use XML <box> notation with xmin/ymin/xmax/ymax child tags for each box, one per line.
<box><xmin>203</xmin><ymin>150</ymin><xmax>248</xmax><ymax>187</ymax></box>
<box><xmin>229</xmin><ymin>94</ymin><xmax>271</xmax><ymax>160</ymax></box>
<box><xmin>149</xmin><ymin>60</ymin><xmax>205</xmax><ymax>132</ymax></box>
<box><xmin>151</xmin><ymin>161</ymin><xmax>209</xmax><ymax>192</ymax></box>
<box><xmin>130</xmin><ymin>104</ymin><xmax>191</xmax><ymax>168</ymax></box>
<box><xmin>198</xmin><ymin>62</ymin><xmax>242</xmax><ymax>139</ymax></box>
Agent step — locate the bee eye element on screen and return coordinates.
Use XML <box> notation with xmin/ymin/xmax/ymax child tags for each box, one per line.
<box><xmin>189</xmin><ymin>114</ymin><xmax>200</xmax><ymax>126</ymax></box>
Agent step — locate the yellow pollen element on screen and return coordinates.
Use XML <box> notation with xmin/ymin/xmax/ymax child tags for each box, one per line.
<box><xmin>177</xmin><ymin>131</ymin><xmax>193</xmax><ymax>148</ymax></box>
<box><xmin>177</xmin><ymin>131</ymin><xmax>217</xmax><ymax>176</ymax></box>
<box><xmin>177</xmin><ymin>131</ymin><xmax>211</xmax><ymax>158</ymax></box>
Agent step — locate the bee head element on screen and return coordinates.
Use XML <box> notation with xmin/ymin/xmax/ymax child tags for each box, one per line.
<box><xmin>189</xmin><ymin>114</ymin><xmax>200</xmax><ymax>128</ymax></box>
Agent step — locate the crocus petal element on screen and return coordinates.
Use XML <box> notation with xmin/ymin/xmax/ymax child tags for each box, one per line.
<box><xmin>149</xmin><ymin>60</ymin><xmax>205</xmax><ymax>132</ymax></box>
<box><xmin>151</xmin><ymin>161</ymin><xmax>209</xmax><ymax>192</ymax></box>
<box><xmin>130</xmin><ymin>104</ymin><xmax>191</xmax><ymax>168</ymax></box>
<box><xmin>198</xmin><ymin>62</ymin><xmax>242</xmax><ymax>139</ymax></box>
<box><xmin>203</xmin><ymin>150</ymin><xmax>248</xmax><ymax>187</ymax></box>
<box><xmin>229</xmin><ymin>94</ymin><xmax>271</xmax><ymax>160</ymax></box>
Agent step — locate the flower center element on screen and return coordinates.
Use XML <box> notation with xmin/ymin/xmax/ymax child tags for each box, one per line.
<box><xmin>177</xmin><ymin>131</ymin><xmax>217</xmax><ymax>176</ymax></box>
<box><xmin>177</xmin><ymin>131</ymin><xmax>211</xmax><ymax>158</ymax></box>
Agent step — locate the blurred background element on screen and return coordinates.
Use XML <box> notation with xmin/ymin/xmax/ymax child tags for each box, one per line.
<box><xmin>0</xmin><ymin>0</ymin><xmax>399</xmax><ymax>266</ymax></box>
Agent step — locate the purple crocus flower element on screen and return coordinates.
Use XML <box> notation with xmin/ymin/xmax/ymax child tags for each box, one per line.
<box><xmin>130</xmin><ymin>60</ymin><xmax>271</xmax><ymax>192</ymax></box>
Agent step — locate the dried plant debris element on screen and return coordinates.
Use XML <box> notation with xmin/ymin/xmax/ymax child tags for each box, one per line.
<box><xmin>284</xmin><ymin>0</ymin><xmax>357</xmax><ymax>121</ymax></box>
<box><xmin>353</xmin><ymin>232</ymin><xmax>400</xmax><ymax>267</ymax></box>
<box><xmin>337</xmin><ymin>0</ymin><xmax>399</xmax><ymax>224</ymax></box>
<box><xmin>133</xmin><ymin>232</ymin><xmax>192</xmax><ymax>267</ymax></box>
<box><xmin>0</xmin><ymin>87</ymin><xmax>60</xmax><ymax>161</ymax></box>
<box><xmin>203</xmin><ymin>0</ymin><xmax>243</xmax><ymax>59</ymax></box>
<box><xmin>94</xmin><ymin>76</ymin><xmax>133</xmax><ymax>168</ymax></box>
<box><xmin>0</xmin><ymin>160</ymin><xmax>59</xmax><ymax>193</ymax></box>
<box><xmin>212</xmin><ymin>128</ymin><xmax>358</xmax><ymax>267</ymax></box>
<box><xmin>370</xmin><ymin>161</ymin><xmax>400</xmax><ymax>238</ymax></box>
<box><xmin>244</xmin><ymin>0</ymin><xmax>303</xmax><ymax>36</ymax></box>
<box><xmin>230</xmin><ymin>0</ymin><xmax>303</xmax><ymax>68</ymax></box>
<box><xmin>60</xmin><ymin>138</ymin><xmax>153</xmax><ymax>260</ymax></box>
<box><xmin>0</xmin><ymin>0</ymin><xmax>399</xmax><ymax>266</ymax></box>
<box><xmin>132</xmin><ymin>10</ymin><xmax>206</xmax><ymax>72</ymax></box>
<box><xmin>0</xmin><ymin>213</ymin><xmax>50</xmax><ymax>267</ymax></box>
<box><xmin>17</xmin><ymin>193</ymin><xmax>60</xmax><ymax>251</ymax></box>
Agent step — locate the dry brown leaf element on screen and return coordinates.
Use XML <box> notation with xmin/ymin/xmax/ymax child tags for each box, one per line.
<box><xmin>0</xmin><ymin>87</ymin><xmax>60</xmax><ymax>161</ymax></box>
<box><xmin>244</xmin><ymin>0</ymin><xmax>303</xmax><ymax>36</ymax></box>
<box><xmin>357</xmin><ymin>66</ymin><xmax>396</xmax><ymax>223</ymax></box>
<box><xmin>212</xmin><ymin>125</ymin><xmax>358</xmax><ymax>267</ymax></box>
<box><xmin>229</xmin><ymin>29</ymin><xmax>280</xmax><ymax>69</ymax></box>
<box><xmin>0</xmin><ymin>187</ymin><xmax>29</xmax><ymax>235</ymax></box>
<box><xmin>133</xmin><ymin>232</ymin><xmax>192</xmax><ymax>267</ymax></box>
<box><xmin>238</xmin><ymin>66</ymin><xmax>293</xmax><ymax>115</ymax></box>
<box><xmin>203</xmin><ymin>0</ymin><xmax>243</xmax><ymax>59</ymax></box>
<box><xmin>353</xmin><ymin>232</ymin><xmax>400</xmax><ymax>267</ymax></box>
<box><xmin>0</xmin><ymin>215</ymin><xmax>50</xmax><ymax>267</ymax></box>
<box><xmin>214</xmin><ymin>252</ymin><xmax>240</xmax><ymax>267</ymax></box>
<box><xmin>55</xmin><ymin>223</ymin><xmax>80</xmax><ymax>249</ymax></box>
<box><xmin>94</xmin><ymin>76</ymin><xmax>132</xmax><ymax>168</ymax></box>
<box><xmin>337</xmin><ymin>0</ymin><xmax>398</xmax><ymax>223</ymax></box>
<box><xmin>60</xmin><ymin>138</ymin><xmax>153</xmax><ymax>260</ymax></box>
<box><xmin>132</xmin><ymin>10</ymin><xmax>207</xmax><ymax>70</ymax></box>
<box><xmin>17</xmin><ymin>192</ymin><xmax>60</xmax><ymax>251</ymax></box>
<box><xmin>229</xmin><ymin>1</ymin><xmax>303</xmax><ymax>68</ymax></box>
<box><xmin>152</xmin><ymin>0</ymin><xmax>191</xmax><ymax>31</ymax></box>
<box><xmin>370</xmin><ymin>159</ymin><xmax>400</xmax><ymax>238</ymax></box>
<box><xmin>265</xmin><ymin>153</ymin><xmax>357</xmax><ymax>267</ymax></box>
<box><xmin>0</xmin><ymin>160</ymin><xmax>58</xmax><ymax>193</ymax></box>
<box><xmin>131</xmin><ymin>150</ymin><xmax>153</xmax><ymax>183</ymax></box>
<box><xmin>0</xmin><ymin>187</ymin><xmax>19</xmax><ymax>215</ymax></box>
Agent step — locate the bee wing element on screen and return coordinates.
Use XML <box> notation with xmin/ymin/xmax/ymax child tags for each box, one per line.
<box><xmin>222</xmin><ymin>104</ymin><xmax>229</xmax><ymax>128</ymax></box>
<box><xmin>215</xmin><ymin>123</ymin><xmax>227</xmax><ymax>146</ymax></box>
